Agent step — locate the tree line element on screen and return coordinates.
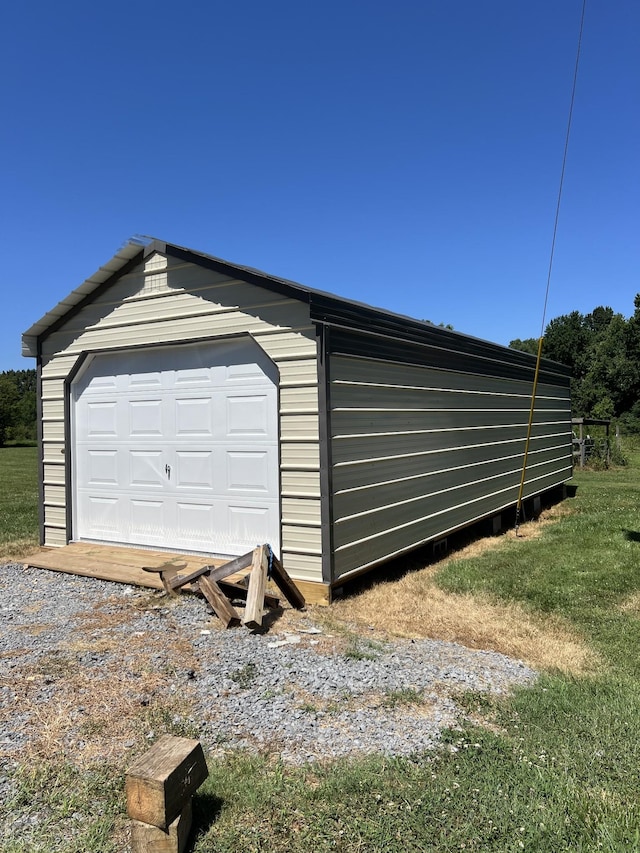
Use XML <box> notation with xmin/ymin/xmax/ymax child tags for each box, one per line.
<box><xmin>510</xmin><ymin>294</ymin><xmax>640</xmax><ymax>433</ymax></box>
<box><xmin>0</xmin><ymin>370</ymin><xmax>37</xmax><ymax>445</ymax></box>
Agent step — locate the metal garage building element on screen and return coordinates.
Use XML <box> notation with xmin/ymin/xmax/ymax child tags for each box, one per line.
<box><xmin>22</xmin><ymin>238</ymin><xmax>573</xmax><ymax>601</ymax></box>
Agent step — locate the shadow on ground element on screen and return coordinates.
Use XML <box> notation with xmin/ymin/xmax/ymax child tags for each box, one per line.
<box><xmin>188</xmin><ymin>791</ymin><xmax>225</xmax><ymax>851</ymax></box>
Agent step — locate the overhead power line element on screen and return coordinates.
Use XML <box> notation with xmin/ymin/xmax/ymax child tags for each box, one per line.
<box><xmin>515</xmin><ymin>0</ymin><xmax>587</xmax><ymax>534</ymax></box>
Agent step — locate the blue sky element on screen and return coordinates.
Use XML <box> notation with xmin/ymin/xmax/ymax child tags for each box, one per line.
<box><xmin>1</xmin><ymin>0</ymin><xmax>638</xmax><ymax>371</ymax></box>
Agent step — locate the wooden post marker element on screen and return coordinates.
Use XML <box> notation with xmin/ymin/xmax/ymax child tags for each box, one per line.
<box><xmin>126</xmin><ymin>735</ymin><xmax>208</xmax><ymax>852</ymax></box>
<box><xmin>130</xmin><ymin>800</ymin><xmax>193</xmax><ymax>853</ymax></box>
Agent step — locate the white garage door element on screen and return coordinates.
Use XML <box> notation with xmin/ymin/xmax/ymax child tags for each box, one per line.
<box><xmin>72</xmin><ymin>339</ymin><xmax>280</xmax><ymax>557</ymax></box>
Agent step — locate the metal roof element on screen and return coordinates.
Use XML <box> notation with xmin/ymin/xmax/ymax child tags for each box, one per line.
<box><xmin>21</xmin><ymin>236</ymin><xmax>571</xmax><ymax>382</ymax></box>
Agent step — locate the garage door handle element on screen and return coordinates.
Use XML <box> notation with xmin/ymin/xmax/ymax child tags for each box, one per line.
<box><xmin>165</xmin><ymin>463</ymin><xmax>171</xmax><ymax>480</ymax></box>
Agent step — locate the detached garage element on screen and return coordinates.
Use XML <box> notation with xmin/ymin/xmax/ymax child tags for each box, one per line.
<box><xmin>22</xmin><ymin>238</ymin><xmax>573</xmax><ymax>602</ymax></box>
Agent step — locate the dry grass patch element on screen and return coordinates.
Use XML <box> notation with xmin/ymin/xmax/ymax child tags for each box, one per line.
<box><xmin>18</xmin><ymin>622</ymin><xmax>59</xmax><ymax>637</ymax></box>
<box><xmin>315</xmin><ymin>509</ymin><xmax>599</xmax><ymax>676</ymax></box>
<box><xmin>0</xmin><ymin>598</ymin><xmax>201</xmax><ymax>771</ymax></box>
<box><xmin>51</xmin><ymin>673</ymin><xmax>191</xmax><ymax>754</ymax></box>
<box><xmin>0</xmin><ymin>538</ymin><xmax>40</xmax><ymax>562</ymax></box>
<box><xmin>618</xmin><ymin>591</ymin><xmax>640</xmax><ymax>616</ymax></box>
<box><xmin>3</xmin><ymin>642</ymin><xmax>198</xmax><ymax>769</ymax></box>
<box><xmin>328</xmin><ymin>577</ymin><xmax>597</xmax><ymax>675</ymax></box>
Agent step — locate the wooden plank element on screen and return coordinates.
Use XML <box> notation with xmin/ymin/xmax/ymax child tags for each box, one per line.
<box><xmin>26</xmin><ymin>551</ymin><xmax>166</xmax><ymax>590</ymax></box>
<box><xmin>49</xmin><ymin>543</ymin><xmax>224</xmax><ymax>572</ymax></box>
<box><xmin>243</xmin><ymin>546</ymin><xmax>268</xmax><ymax>629</ymax></box>
<box><xmin>125</xmin><ymin>735</ymin><xmax>208</xmax><ymax>830</ymax></box>
<box><xmin>26</xmin><ymin>545</ymin><xmax>227</xmax><ymax>590</ymax></box>
<box><xmin>269</xmin><ymin>552</ymin><xmax>306</xmax><ymax>610</ymax></box>
<box><xmin>88</xmin><ymin>547</ymin><xmax>192</xmax><ymax>570</ymax></box>
<box><xmin>198</xmin><ymin>575</ymin><xmax>241</xmax><ymax>628</ymax></box>
<box><xmin>130</xmin><ymin>799</ymin><xmax>192</xmax><ymax>853</ymax></box>
<box><xmin>128</xmin><ymin>552</ymin><xmax>226</xmax><ymax>572</ymax></box>
<box><xmin>295</xmin><ymin>579</ymin><xmax>331</xmax><ymax>606</ymax></box>
<box><xmin>27</xmin><ymin>542</ymin><xmax>223</xmax><ymax>569</ymax></box>
<box><xmin>169</xmin><ymin>551</ymin><xmax>254</xmax><ymax>591</ymax></box>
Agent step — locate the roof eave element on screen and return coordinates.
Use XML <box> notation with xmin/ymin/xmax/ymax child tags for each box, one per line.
<box><xmin>21</xmin><ymin>237</ymin><xmax>151</xmax><ymax>358</ymax></box>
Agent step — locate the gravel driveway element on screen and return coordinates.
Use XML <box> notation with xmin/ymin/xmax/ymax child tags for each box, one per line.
<box><xmin>0</xmin><ymin>560</ymin><xmax>536</xmax><ymax>771</ymax></box>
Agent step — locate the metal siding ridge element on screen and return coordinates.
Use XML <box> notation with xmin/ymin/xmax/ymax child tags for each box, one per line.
<box><xmin>333</xmin><ymin>444</ymin><xmax>570</xmax><ymax>496</ymax></box>
<box><xmin>333</xmin><ymin>458</ymin><xmax>564</xmax><ymax>524</ymax></box>
<box><xmin>331</xmin><ymin>432</ymin><xmax>570</xmax><ymax>468</ymax></box>
<box><xmin>325</xmin><ymin>326</ymin><xmax>570</xmax><ymax>385</ymax></box>
<box><xmin>331</xmin><ymin>421</ymin><xmax>569</xmax><ymax>439</ymax></box>
<box><xmin>330</xmin><ymin>427</ymin><xmax>570</xmax><ymax>466</ymax></box>
<box><xmin>330</xmin><ymin>354</ymin><xmax>570</xmax><ymax>394</ymax></box>
<box><xmin>333</xmin><ymin>378</ymin><xmax>568</xmax><ymax>396</ymax></box>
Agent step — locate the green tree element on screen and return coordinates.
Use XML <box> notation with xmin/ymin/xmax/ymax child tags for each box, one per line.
<box><xmin>584</xmin><ymin>305</ymin><xmax>615</xmax><ymax>335</ymax></box>
<box><xmin>0</xmin><ymin>375</ymin><xmax>20</xmax><ymax>446</ymax></box>
<box><xmin>581</xmin><ymin>314</ymin><xmax>639</xmax><ymax>417</ymax></box>
<box><xmin>510</xmin><ymin>296</ymin><xmax>640</xmax><ymax>430</ymax></box>
<box><xmin>542</xmin><ymin>310</ymin><xmax>591</xmax><ymax>377</ymax></box>
<box><xmin>508</xmin><ymin>337</ymin><xmax>539</xmax><ymax>356</ymax></box>
<box><xmin>0</xmin><ymin>369</ymin><xmax>37</xmax><ymax>445</ymax></box>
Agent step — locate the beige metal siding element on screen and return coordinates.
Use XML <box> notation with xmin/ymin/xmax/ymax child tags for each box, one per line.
<box><xmin>43</xmin><ymin>460</ymin><xmax>65</xmax><ymax>483</ymax></box>
<box><xmin>281</xmin><ymin>470</ymin><xmax>321</xmax><ymax>497</ymax></box>
<box><xmin>44</xmin><ymin>527</ymin><xmax>68</xmax><ymax>546</ymax></box>
<box><xmin>37</xmin><ymin>255</ymin><xmax>322</xmax><ymax>583</ymax></box>
<box><xmin>281</xmin><ymin>443</ymin><xmax>321</xmax><ymax>470</ymax></box>
<box><xmin>45</xmin><ymin>506</ymin><xmax>67</xmax><ymax>528</ymax></box>
<box><xmin>330</xmin><ymin>354</ymin><xmax>572</xmax><ymax>580</ymax></box>
<box><xmin>282</xmin><ymin>497</ymin><xmax>322</xmax><ymax>524</ymax></box>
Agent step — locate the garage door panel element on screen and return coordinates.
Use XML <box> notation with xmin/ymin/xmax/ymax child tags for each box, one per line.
<box><xmin>82</xmin><ymin>495</ymin><xmax>120</xmax><ymax>536</ymax></box>
<box><xmin>175</xmin><ymin>501</ymin><xmax>216</xmax><ymax>546</ymax></box>
<box><xmin>129</xmin><ymin>399</ymin><xmax>163</xmax><ymax>436</ymax></box>
<box><xmin>228</xmin><ymin>504</ymin><xmax>273</xmax><ymax>551</ymax></box>
<box><xmin>226</xmin><ymin>450</ymin><xmax>271</xmax><ymax>493</ymax></box>
<box><xmin>226</xmin><ymin>361</ymin><xmax>270</xmax><ymax>384</ymax></box>
<box><xmin>130</xmin><ymin>499</ymin><xmax>165</xmax><ymax>542</ymax></box>
<box><xmin>226</xmin><ymin>393</ymin><xmax>270</xmax><ymax>436</ymax></box>
<box><xmin>174</xmin><ymin>366</ymin><xmax>212</xmax><ymax>387</ymax></box>
<box><xmin>78</xmin><ymin>372</ymin><xmax>118</xmax><ymax>396</ymax></box>
<box><xmin>86</xmin><ymin>401</ymin><xmax>118</xmax><ymax>438</ymax></box>
<box><xmin>129</xmin><ymin>371</ymin><xmax>163</xmax><ymax>390</ymax></box>
<box><xmin>85</xmin><ymin>449</ymin><xmax>119</xmax><ymax>485</ymax></box>
<box><xmin>175</xmin><ymin>397</ymin><xmax>214</xmax><ymax>436</ymax></box>
<box><xmin>129</xmin><ymin>450</ymin><xmax>164</xmax><ymax>488</ymax></box>
<box><xmin>175</xmin><ymin>450</ymin><xmax>214</xmax><ymax>489</ymax></box>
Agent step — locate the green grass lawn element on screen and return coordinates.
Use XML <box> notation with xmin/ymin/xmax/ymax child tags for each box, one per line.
<box><xmin>2</xmin><ymin>443</ymin><xmax>640</xmax><ymax>851</ymax></box>
<box><xmin>0</xmin><ymin>445</ymin><xmax>38</xmax><ymax>556</ymax></box>
<box><xmin>190</xmin><ymin>444</ymin><xmax>640</xmax><ymax>852</ymax></box>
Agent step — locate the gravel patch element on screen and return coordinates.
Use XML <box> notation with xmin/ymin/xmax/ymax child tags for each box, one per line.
<box><xmin>0</xmin><ymin>561</ymin><xmax>536</xmax><ymax>770</ymax></box>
